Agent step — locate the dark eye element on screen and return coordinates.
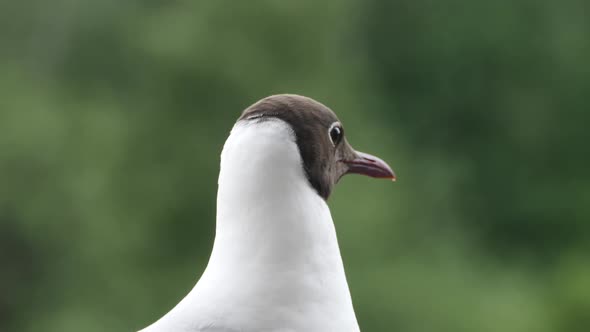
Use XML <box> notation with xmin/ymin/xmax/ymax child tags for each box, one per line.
<box><xmin>329</xmin><ymin>125</ymin><xmax>343</xmax><ymax>145</ymax></box>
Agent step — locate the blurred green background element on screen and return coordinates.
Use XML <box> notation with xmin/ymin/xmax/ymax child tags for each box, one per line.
<box><xmin>1</xmin><ymin>1</ymin><xmax>589</xmax><ymax>331</ymax></box>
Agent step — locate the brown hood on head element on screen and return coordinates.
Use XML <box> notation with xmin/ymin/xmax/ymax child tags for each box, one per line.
<box><xmin>240</xmin><ymin>94</ymin><xmax>395</xmax><ymax>200</ymax></box>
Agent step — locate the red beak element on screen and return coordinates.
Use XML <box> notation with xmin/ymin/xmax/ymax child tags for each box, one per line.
<box><xmin>344</xmin><ymin>151</ymin><xmax>396</xmax><ymax>181</ymax></box>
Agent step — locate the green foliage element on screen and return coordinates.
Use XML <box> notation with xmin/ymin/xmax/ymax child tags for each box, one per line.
<box><xmin>1</xmin><ymin>1</ymin><xmax>588</xmax><ymax>331</ymax></box>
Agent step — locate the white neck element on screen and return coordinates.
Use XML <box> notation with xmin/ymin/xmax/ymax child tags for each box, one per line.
<box><xmin>142</xmin><ymin>120</ymin><xmax>359</xmax><ymax>332</ymax></box>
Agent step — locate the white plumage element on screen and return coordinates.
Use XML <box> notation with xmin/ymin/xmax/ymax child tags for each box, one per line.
<box><xmin>141</xmin><ymin>119</ymin><xmax>360</xmax><ymax>331</ymax></box>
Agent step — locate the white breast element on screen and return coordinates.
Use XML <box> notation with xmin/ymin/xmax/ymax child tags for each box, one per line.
<box><xmin>141</xmin><ymin>119</ymin><xmax>360</xmax><ymax>332</ymax></box>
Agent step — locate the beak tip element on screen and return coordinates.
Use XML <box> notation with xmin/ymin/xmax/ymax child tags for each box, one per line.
<box><xmin>345</xmin><ymin>150</ymin><xmax>396</xmax><ymax>182</ymax></box>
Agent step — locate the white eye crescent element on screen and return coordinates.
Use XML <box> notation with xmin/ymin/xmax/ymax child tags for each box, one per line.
<box><xmin>328</xmin><ymin>122</ymin><xmax>343</xmax><ymax>146</ymax></box>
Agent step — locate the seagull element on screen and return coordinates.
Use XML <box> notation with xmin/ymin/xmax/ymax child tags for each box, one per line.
<box><xmin>140</xmin><ymin>94</ymin><xmax>396</xmax><ymax>332</ymax></box>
